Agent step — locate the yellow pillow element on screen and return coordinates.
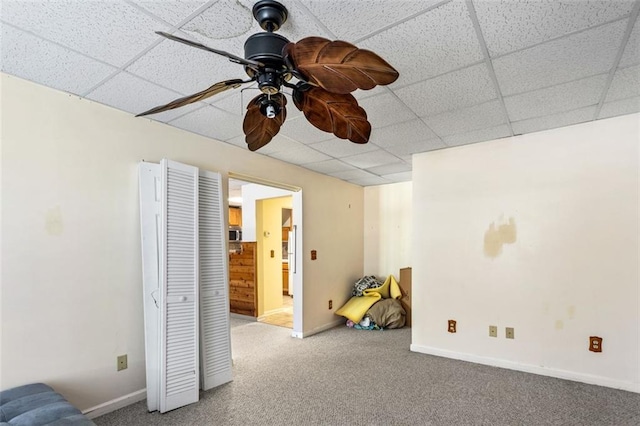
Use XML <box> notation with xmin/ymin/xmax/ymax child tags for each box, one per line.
<box><xmin>335</xmin><ymin>294</ymin><xmax>382</xmax><ymax>323</ymax></box>
<box><xmin>362</xmin><ymin>275</ymin><xmax>402</xmax><ymax>300</ymax></box>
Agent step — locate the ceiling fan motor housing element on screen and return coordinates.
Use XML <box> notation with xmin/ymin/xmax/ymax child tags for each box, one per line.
<box><xmin>244</xmin><ymin>32</ymin><xmax>290</xmax><ymax>94</ymax></box>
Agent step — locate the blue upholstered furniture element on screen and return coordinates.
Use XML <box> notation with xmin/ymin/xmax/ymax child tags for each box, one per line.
<box><xmin>0</xmin><ymin>383</ymin><xmax>95</xmax><ymax>425</ymax></box>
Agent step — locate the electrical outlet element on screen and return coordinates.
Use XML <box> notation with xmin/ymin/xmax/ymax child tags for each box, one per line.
<box><xmin>505</xmin><ymin>327</ymin><xmax>515</xmax><ymax>339</ymax></box>
<box><xmin>489</xmin><ymin>325</ymin><xmax>497</xmax><ymax>337</ymax></box>
<box><xmin>448</xmin><ymin>319</ymin><xmax>457</xmax><ymax>333</ymax></box>
<box><xmin>117</xmin><ymin>354</ymin><xmax>128</xmax><ymax>371</ymax></box>
<box><xmin>328</xmin><ymin>300</ymin><xmax>333</xmax><ymax>310</ymax></box>
<box><xmin>589</xmin><ymin>336</ymin><xmax>602</xmax><ymax>353</ymax></box>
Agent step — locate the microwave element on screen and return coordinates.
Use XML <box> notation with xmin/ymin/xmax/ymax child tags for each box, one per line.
<box><xmin>229</xmin><ymin>229</ymin><xmax>242</xmax><ymax>241</ymax></box>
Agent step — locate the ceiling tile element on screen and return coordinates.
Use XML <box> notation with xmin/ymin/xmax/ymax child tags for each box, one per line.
<box><xmin>370</xmin><ymin>119</ymin><xmax>438</xmax><ymax>147</ymax></box>
<box><xmin>126</xmin><ymin>32</ymin><xmax>245</xmax><ymax>96</ymax></box>
<box><xmin>605</xmin><ymin>64</ymin><xmax>640</xmax><ymax>102</ymax></box>
<box><xmin>180</xmin><ymin>0</ymin><xmax>255</xmax><ymax>38</ymax></box>
<box><xmin>358</xmin><ymin>0</ymin><xmax>484</xmax><ymax>87</ymax></box>
<box><xmin>329</xmin><ymin>169</ymin><xmax>376</xmax><ymax>181</ymax></box>
<box><xmin>310</xmin><ymin>138</ymin><xmax>378</xmax><ymax>158</ymax></box>
<box><xmin>132</xmin><ymin>1</ymin><xmax>213</xmax><ymax>26</ymax></box>
<box><xmin>253</xmin><ymin>135</ymin><xmax>306</xmax><ymax>155</ymax></box>
<box><xmin>1</xmin><ymin>24</ymin><xmax>116</xmax><ymax>95</ymax></box>
<box><xmin>358</xmin><ymin>92</ymin><xmax>415</xmax><ymax>129</ymax></box>
<box><xmin>169</xmin><ymin>105</ymin><xmax>243</xmax><ymax>141</ymax></box>
<box><xmin>619</xmin><ymin>15</ymin><xmax>640</xmax><ymax>67</ymax></box>
<box><xmin>366</xmin><ymin>162</ymin><xmax>412</xmax><ymax>176</ymax></box>
<box><xmin>423</xmin><ymin>100</ymin><xmax>507</xmax><ymax>137</ymax></box>
<box><xmin>598</xmin><ymin>96</ymin><xmax>640</xmax><ymax>119</ymax></box>
<box><xmin>302</xmin><ymin>0</ymin><xmax>439</xmax><ymax>41</ymax></box>
<box><xmin>303</xmin><ymin>159</ymin><xmax>355</xmax><ymax>174</ymax></box>
<box><xmin>279</xmin><ymin>117</ymin><xmax>335</xmax><ymax>143</ymax></box>
<box><xmin>493</xmin><ymin>20</ymin><xmax>627</xmax><ymax>96</ymax></box>
<box><xmin>210</xmin><ymin>83</ymin><xmax>259</xmax><ymax>116</ymax></box>
<box><xmin>353</xmin><ymin>85</ymin><xmax>390</xmax><ymax>101</ymax></box>
<box><xmin>504</xmin><ymin>74</ymin><xmax>607</xmax><ymax>121</ymax></box>
<box><xmin>395</xmin><ymin>63</ymin><xmax>496</xmax><ymax>117</ymax></box>
<box><xmin>443</xmin><ymin>124</ymin><xmax>512</xmax><ymax>147</ymax></box>
<box><xmin>376</xmin><ymin>138</ymin><xmax>445</xmax><ymax>156</ymax></box>
<box><xmin>512</xmin><ymin>106</ymin><xmax>597</xmax><ymax>135</ymax></box>
<box><xmin>349</xmin><ymin>175</ymin><xmax>391</xmax><ymax>186</ymax></box>
<box><xmin>1</xmin><ymin>0</ymin><xmax>169</xmax><ymax>67</ymax></box>
<box><xmin>381</xmin><ymin>171</ymin><xmax>412</xmax><ymax>183</ymax></box>
<box><xmin>267</xmin><ymin>145</ymin><xmax>332</xmax><ymax>164</ymax></box>
<box><xmin>474</xmin><ymin>0</ymin><xmax>634</xmax><ymax>56</ymax></box>
<box><xmin>87</xmin><ymin>71</ymin><xmax>200</xmax><ymax>121</ymax></box>
<box><xmin>341</xmin><ymin>149</ymin><xmax>401</xmax><ymax>169</ymax></box>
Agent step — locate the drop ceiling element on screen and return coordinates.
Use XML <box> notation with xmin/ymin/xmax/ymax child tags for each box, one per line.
<box><xmin>2</xmin><ymin>0</ymin><xmax>639</xmax><ymax>187</ymax></box>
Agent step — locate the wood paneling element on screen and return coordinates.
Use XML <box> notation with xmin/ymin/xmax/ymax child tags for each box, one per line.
<box><xmin>229</xmin><ymin>242</ymin><xmax>257</xmax><ymax>317</ymax></box>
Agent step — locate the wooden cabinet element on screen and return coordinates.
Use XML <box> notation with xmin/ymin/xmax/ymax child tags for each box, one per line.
<box><xmin>229</xmin><ymin>207</ymin><xmax>242</xmax><ymax>226</ymax></box>
<box><xmin>229</xmin><ymin>242</ymin><xmax>257</xmax><ymax>317</ymax></box>
<box><xmin>282</xmin><ymin>262</ymin><xmax>289</xmax><ymax>295</ymax></box>
<box><xmin>282</xmin><ymin>226</ymin><xmax>290</xmax><ymax>241</ymax></box>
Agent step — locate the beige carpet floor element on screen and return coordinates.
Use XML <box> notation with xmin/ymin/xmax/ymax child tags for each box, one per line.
<box><xmin>95</xmin><ymin>318</ymin><xmax>640</xmax><ymax>425</ymax></box>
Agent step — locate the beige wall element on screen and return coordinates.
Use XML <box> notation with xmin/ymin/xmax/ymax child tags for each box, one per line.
<box><xmin>363</xmin><ymin>182</ymin><xmax>412</xmax><ymax>279</ymax></box>
<box><xmin>411</xmin><ymin>114</ymin><xmax>640</xmax><ymax>392</ymax></box>
<box><xmin>0</xmin><ymin>74</ymin><xmax>364</xmax><ymax>410</ymax></box>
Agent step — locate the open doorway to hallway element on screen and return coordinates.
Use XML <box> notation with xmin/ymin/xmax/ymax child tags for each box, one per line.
<box><xmin>227</xmin><ymin>177</ymin><xmax>302</xmax><ymax>334</ymax></box>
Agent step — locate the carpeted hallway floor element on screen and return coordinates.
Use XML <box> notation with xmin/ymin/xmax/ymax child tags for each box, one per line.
<box><xmin>95</xmin><ymin>318</ymin><xmax>640</xmax><ymax>425</ymax></box>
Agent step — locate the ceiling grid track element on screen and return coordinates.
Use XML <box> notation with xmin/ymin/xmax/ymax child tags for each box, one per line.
<box><xmin>353</xmin><ymin>0</ymin><xmax>453</xmax><ymax>44</ymax></box>
<box><xmin>593</xmin><ymin>0</ymin><xmax>640</xmax><ymax>120</ymax></box>
<box><xmin>82</xmin><ymin>0</ymin><xmax>220</xmax><ymax>97</ymax></box>
<box><xmin>465</xmin><ymin>0</ymin><xmax>514</xmax><ymax>137</ymax></box>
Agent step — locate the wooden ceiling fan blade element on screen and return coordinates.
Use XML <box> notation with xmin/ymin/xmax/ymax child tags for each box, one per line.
<box><xmin>243</xmin><ymin>93</ymin><xmax>287</xmax><ymax>151</ymax></box>
<box><xmin>156</xmin><ymin>31</ymin><xmax>263</xmax><ymax>70</ymax></box>
<box><xmin>285</xmin><ymin>37</ymin><xmax>399</xmax><ymax>94</ymax></box>
<box><xmin>137</xmin><ymin>78</ymin><xmax>248</xmax><ymax>117</ymax></box>
<box><xmin>293</xmin><ymin>87</ymin><xmax>370</xmax><ymax>144</ymax></box>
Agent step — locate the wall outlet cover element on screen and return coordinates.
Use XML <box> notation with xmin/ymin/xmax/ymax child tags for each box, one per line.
<box><xmin>117</xmin><ymin>354</ymin><xmax>128</xmax><ymax>371</ymax></box>
<box><xmin>448</xmin><ymin>319</ymin><xmax>457</xmax><ymax>333</ymax></box>
<box><xmin>505</xmin><ymin>327</ymin><xmax>515</xmax><ymax>339</ymax></box>
<box><xmin>489</xmin><ymin>325</ymin><xmax>497</xmax><ymax>337</ymax></box>
<box><xmin>589</xmin><ymin>336</ymin><xmax>603</xmax><ymax>352</ymax></box>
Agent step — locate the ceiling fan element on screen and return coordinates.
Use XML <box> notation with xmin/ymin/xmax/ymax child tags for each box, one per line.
<box><xmin>137</xmin><ymin>0</ymin><xmax>399</xmax><ymax>152</ymax></box>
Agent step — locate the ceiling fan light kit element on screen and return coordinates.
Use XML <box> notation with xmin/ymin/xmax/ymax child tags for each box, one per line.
<box><xmin>137</xmin><ymin>0</ymin><xmax>399</xmax><ymax>152</ymax></box>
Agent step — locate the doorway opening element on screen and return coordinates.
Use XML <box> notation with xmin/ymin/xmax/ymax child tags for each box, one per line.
<box><xmin>227</xmin><ymin>175</ymin><xmax>303</xmax><ymax>336</ymax></box>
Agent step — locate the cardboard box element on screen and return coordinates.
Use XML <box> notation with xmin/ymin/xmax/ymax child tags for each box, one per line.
<box><xmin>399</xmin><ymin>267</ymin><xmax>412</xmax><ymax>327</ymax></box>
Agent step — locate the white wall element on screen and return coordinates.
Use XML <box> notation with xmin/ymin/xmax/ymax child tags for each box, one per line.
<box><xmin>0</xmin><ymin>74</ymin><xmax>364</xmax><ymax>410</ymax></box>
<box><xmin>411</xmin><ymin>114</ymin><xmax>640</xmax><ymax>392</ymax></box>
<box><xmin>363</xmin><ymin>182</ymin><xmax>412</xmax><ymax>279</ymax></box>
<box><xmin>241</xmin><ymin>183</ymin><xmax>294</xmax><ymax>242</ymax></box>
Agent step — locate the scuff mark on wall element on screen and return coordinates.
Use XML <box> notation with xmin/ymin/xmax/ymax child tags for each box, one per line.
<box><xmin>484</xmin><ymin>216</ymin><xmax>517</xmax><ymax>258</ymax></box>
<box><xmin>45</xmin><ymin>205</ymin><xmax>64</xmax><ymax>235</ymax></box>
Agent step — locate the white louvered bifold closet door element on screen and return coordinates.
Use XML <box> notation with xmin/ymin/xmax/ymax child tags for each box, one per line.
<box><xmin>138</xmin><ymin>162</ymin><xmax>162</xmax><ymax>413</ymax></box>
<box><xmin>198</xmin><ymin>171</ymin><xmax>233</xmax><ymax>390</ymax></box>
<box><xmin>159</xmin><ymin>159</ymin><xmax>200</xmax><ymax>413</ymax></box>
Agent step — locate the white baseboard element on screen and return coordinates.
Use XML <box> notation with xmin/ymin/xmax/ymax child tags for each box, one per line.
<box><xmin>410</xmin><ymin>344</ymin><xmax>640</xmax><ymax>394</ymax></box>
<box><xmin>82</xmin><ymin>389</ymin><xmax>146</xmax><ymax>419</ymax></box>
<box><xmin>293</xmin><ymin>318</ymin><xmax>344</xmax><ymax>339</ymax></box>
